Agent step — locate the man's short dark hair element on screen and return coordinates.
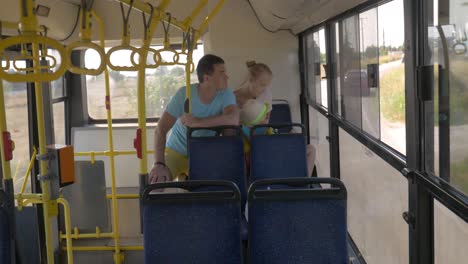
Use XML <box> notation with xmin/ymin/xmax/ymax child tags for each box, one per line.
<box><xmin>196</xmin><ymin>54</ymin><xmax>225</xmax><ymax>83</ymax></box>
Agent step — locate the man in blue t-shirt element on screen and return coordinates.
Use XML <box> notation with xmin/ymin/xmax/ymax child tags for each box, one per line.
<box><xmin>149</xmin><ymin>54</ymin><xmax>239</xmax><ymax>183</ymax></box>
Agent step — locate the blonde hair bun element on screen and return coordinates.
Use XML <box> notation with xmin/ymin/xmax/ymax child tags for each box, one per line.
<box><xmin>246</xmin><ymin>60</ymin><xmax>256</xmax><ymax>68</ymax></box>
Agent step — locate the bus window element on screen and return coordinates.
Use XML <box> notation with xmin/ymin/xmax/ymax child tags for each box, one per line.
<box><xmin>427</xmin><ymin>0</ymin><xmax>468</xmax><ymax>195</ymax></box>
<box><xmin>378</xmin><ymin>0</ymin><xmax>406</xmax><ymax>155</ymax></box>
<box><xmin>339</xmin><ymin>14</ymin><xmax>362</xmax><ymax>128</ymax></box>
<box><xmin>2</xmin><ymin>61</ymin><xmax>31</xmax><ymax>193</ymax></box>
<box><xmin>309</xmin><ymin>107</ymin><xmax>330</xmax><ymax>177</ymax></box>
<box><xmin>360</xmin><ymin>8</ymin><xmax>380</xmax><ymax>139</ymax></box>
<box><xmin>47</xmin><ymin>49</ymin><xmax>65</xmax><ymax>99</ymax></box>
<box><xmin>53</xmin><ymin>102</ymin><xmax>65</xmax><ymax>144</ymax></box>
<box><xmin>335</xmin><ymin>0</ymin><xmax>406</xmax><ymax>155</ymax></box>
<box><xmin>306</xmin><ymin>28</ymin><xmax>328</xmax><ymax>109</ymax></box>
<box><xmin>85</xmin><ymin>45</ymin><xmax>204</xmax><ymax>120</ymax></box>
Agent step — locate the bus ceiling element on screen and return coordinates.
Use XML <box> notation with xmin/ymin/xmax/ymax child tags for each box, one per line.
<box><xmin>0</xmin><ymin>0</ymin><xmax>211</xmax><ymax>43</ymax></box>
<box><xmin>0</xmin><ymin>0</ymin><xmax>371</xmax><ymax>41</ymax></box>
<box><xmin>248</xmin><ymin>0</ymin><xmax>368</xmax><ymax>34</ymax></box>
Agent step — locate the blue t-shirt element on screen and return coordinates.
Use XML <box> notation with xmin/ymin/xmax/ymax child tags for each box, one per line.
<box><xmin>165</xmin><ymin>83</ymin><xmax>236</xmax><ymax>156</ymax></box>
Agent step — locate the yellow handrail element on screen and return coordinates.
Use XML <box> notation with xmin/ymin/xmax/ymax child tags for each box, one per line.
<box><xmin>33</xmin><ymin>43</ymin><xmax>56</xmax><ymax>264</ymax></box>
<box><xmin>92</xmin><ymin>10</ymin><xmax>123</xmax><ymax>264</ymax></box>
<box><xmin>106</xmin><ymin>194</ymin><xmax>139</xmax><ymax>199</ymax></box>
<box><xmin>0</xmin><ymin>20</ymin><xmax>19</xmax><ymax>30</ymax></box>
<box><xmin>0</xmin><ymin>79</ymin><xmax>12</xmax><ymax>181</ymax></box>
<box><xmin>74</xmin><ymin>150</ymin><xmax>153</xmax><ymax>157</ymax></box>
<box><xmin>16</xmin><ymin>0</ymin><xmax>57</xmax><ymax>262</ymax></box>
<box><xmin>20</xmin><ymin>147</ymin><xmax>37</xmax><ymax>194</ymax></box>
<box><xmin>14</xmin><ymin>196</ymin><xmax>74</xmax><ymax>263</ymax></box>
<box><xmin>182</xmin><ymin>0</ymin><xmax>209</xmax><ymax>29</ymax></box>
<box><xmin>57</xmin><ymin>198</ymin><xmax>74</xmax><ymax>264</ymax></box>
<box><xmin>63</xmin><ymin>245</ymin><xmax>144</xmax><ymax>251</ymax></box>
<box><xmin>116</xmin><ymin>0</ymin><xmax>185</xmax><ymax>31</ymax></box>
<box><xmin>12</xmin><ymin>160</ymin><xmax>21</xmax><ymax>182</ymax></box>
<box><xmin>194</xmin><ymin>0</ymin><xmax>225</xmax><ymax>42</ymax></box>
<box><xmin>135</xmin><ymin>0</ymin><xmax>171</xmax><ymax>179</ymax></box>
<box><xmin>60</xmin><ymin>228</ymin><xmax>114</xmax><ymax>240</ymax></box>
<box><xmin>14</xmin><ymin>193</ymin><xmax>43</xmax><ymax>200</ymax></box>
<box><xmin>66</xmin><ymin>42</ymin><xmax>107</xmax><ymax>75</ymax></box>
<box><xmin>0</xmin><ymin>35</ymin><xmax>66</xmax><ymax>83</ymax></box>
<box><xmin>106</xmin><ymin>1</ymin><xmax>140</xmax><ymax>72</ymax></box>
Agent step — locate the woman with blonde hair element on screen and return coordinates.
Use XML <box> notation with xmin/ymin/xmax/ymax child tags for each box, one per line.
<box><xmin>235</xmin><ymin>61</ymin><xmax>273</xmax><ymax>124</ymax></box>
<box><xmin>236</xmin><ymin>60</ymin><xmax>316</xmax><ymax>177</ymax></box>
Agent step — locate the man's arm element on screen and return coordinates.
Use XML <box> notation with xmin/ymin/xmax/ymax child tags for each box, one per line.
<box><xmin>154</xmin><ymin>111</ymin><xmax>177</xmax><ymax>162</ymax></box>
<box><xmin>180</xmin><ymin>104</ymin><xmax>240</xmax><ymax>127</ymax></box>
<box><xmin>149</xmin><ymin>111</ymin><xmax>177</xmax><ymax>183</ymax></box>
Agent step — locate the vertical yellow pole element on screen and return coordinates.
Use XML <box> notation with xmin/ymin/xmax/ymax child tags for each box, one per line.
<box><xmin>136</xmin><ymin>0</ymin><xmax>171</xmax><ymax>175</ymax></box>
<box><xmin>57</xmin><ymin>198</ymin><xmax>73</xmax><ymax>264</ymax></box>
<box><xmin>185</xmin><ymin>46</ymin><xmax>193</xmax><ymax>113</ymax></box>
<box><xmin>185</xmin><ymin>0</ymin><xmax>226</xmax><ymax>114</ymax></box>
<box><xmin>18</xmin><ymin>0</ymin><xmax>55</xmax><ymax>262</ymax></box>
<box><xmin>33</xmin><ymin>43</ymin><xmax>55</xmax><ymax>264</ymax></box>
<box><xmin>92</xmin><ymin>11</ymin><xmax>122</xmax><ymax>264</ymax></box>
<box><xmin>0</xmin><ymin>80</ymin><xmax>12</xmax><ymax>181</ymax></box>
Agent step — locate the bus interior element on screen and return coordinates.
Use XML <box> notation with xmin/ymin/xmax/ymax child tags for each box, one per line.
<box><xmin>0</xmin><ymin>0</ymin><xmax>467</xmax><ymax>263</ymax></box>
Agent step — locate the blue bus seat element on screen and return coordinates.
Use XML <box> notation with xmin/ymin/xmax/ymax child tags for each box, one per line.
<box><xmin>248</xmin><ymin>178</ymin><xmax>348</xmax><ymax>264</ymax></box>
<box><xmin>269</xmin><ymin>100</ymin><xmax>292</xmax><ymax>133</ymax></box>
<box><xmin>250</xmin><ymin>124</ymin><xmax>308</xmax><ymax>183</ymax></box>
<box><xmin>15</xmin><ymin>207</ymin><xmax>40</xmax><ymax>264</ymax></box>
<box><xmin>142</xmin><ymin>181</ymin><xmax>243</xmax><ymax>264</ymax></box>
<box><xmin>0</xmin><ymin>189</ymin><xmax>12</xmax><ymax>264</ymax></box>
<box><xmin>188</xmin><ymin>126</ymin><xmax>247</xmax><ymax>208</ymax></box>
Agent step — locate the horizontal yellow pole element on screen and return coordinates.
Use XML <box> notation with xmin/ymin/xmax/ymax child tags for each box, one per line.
<box><xmin>0</xmin><ymin>20</ymin><xmax>19</xmax><ymax>29</ymax></box>
<box><xmin>62</xmin><ymin>245</ymin><xmax>143</xmax><ymax>251</ymax></box>
<box><xmin>0</xmin><ymin>21</ymin><xmax>48</xmax><ymax>32</ymax></box>
<box><xmin>74</xmin><ymin>150</ymin><xmax>153</xmax><ymax>157</ymax></box>
<box><xmin>60</xmin><ymin>231</ymin><xmax>114</xmax><ymax>240</ymax></box>
<box><xmin>106</xmin><ymin>194</ymin><xmax>139</xmax><ymax>199</ymax></box>
<box><xmin>21</xmin><ymin>199</ymin><xmax>43</xmax><ymax>205</ymax></box>
<box><xmin>15</xmin><ymin>193</ymin><xmax>43</xmax><ymax>200</ymax></box>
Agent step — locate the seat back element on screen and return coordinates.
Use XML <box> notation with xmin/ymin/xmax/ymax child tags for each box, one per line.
<box><xmin>188</xmin><ymin>126</ymin><xmax>247</xmax><ymax>207</ymax></box>
<box><xmin>0</xmin><ymin>189</ymin><xmax>12</xmax><ymax>264</ymax></box>
<box><xmin>269</xmin><ymin>100</ymin><xmax>292</xmax><ymax>133</ymax></box>
<box><xmin>248</xmin><ymin>178</ymin><xmax>348</xmax><ymax>264</ymax></box>
<box><xmin>142</xmin><ymin>181</ymin><xmax>243</xmax><ymax>264</ymax></box>
<box><xmin>15</xmin><ymin>207</ymin><xmax>40</xmax><ymax>264</ymax></box>
<box><xmin>250</xmin><ymin>124</ymin><xmax>307</xmax><ymax>183</ymax></box>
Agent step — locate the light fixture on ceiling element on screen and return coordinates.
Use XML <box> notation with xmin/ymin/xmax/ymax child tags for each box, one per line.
<box><xmin>36</xmin><ymin>5</ymin><xmax>51</xmax><ymax>17</ymax></box>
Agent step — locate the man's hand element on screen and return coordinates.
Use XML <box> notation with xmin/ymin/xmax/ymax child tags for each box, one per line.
<box><xmin>149</xmin><ymin>164</ymin><xmax>173</xmax><ymax>186</ymax></box>
<box><xmin>180</xmin><ymin>113</ymin><xmax>200</xmax><ymax>127</ymax></box>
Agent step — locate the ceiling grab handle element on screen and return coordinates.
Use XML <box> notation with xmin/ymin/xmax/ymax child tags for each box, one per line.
<box><xmin>130</xmin><ymin>2</ymin><xmax>162</xmax><ymax>68</ymax></box>
<box><xmin>154</xmin><ymin>13</ymin><xmax>180</xmax><ymax>66</ymax></box>
<box><xmin>65</xmin><ymin>0</ymin><xmax>107</xmax><ymax>76</ymax></box>
<box><xmin>106</xmin><ymin>0</ymin><xmax>142</xmax><ymax>71</ymax></box>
